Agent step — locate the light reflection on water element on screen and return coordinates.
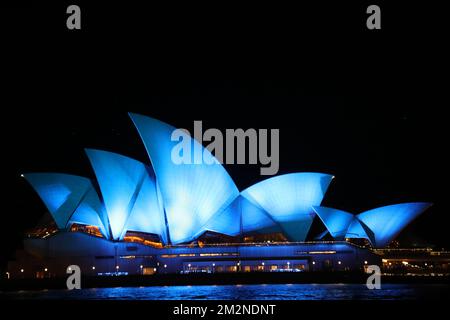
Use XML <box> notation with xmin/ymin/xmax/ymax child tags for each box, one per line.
<box><xmin>2</xmin><ymin>284</ymin><xmax>448</xmax><ymax>300</ymax></box>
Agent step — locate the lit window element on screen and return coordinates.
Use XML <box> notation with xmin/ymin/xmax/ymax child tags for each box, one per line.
<box><xmin>308</xmin><ymin>251</ymin><xmax>336</xmax><ymax>254</ymax></box>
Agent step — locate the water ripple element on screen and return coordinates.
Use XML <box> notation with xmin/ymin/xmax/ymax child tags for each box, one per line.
<box><xmin>2</xmin><ymin>283</ymin><xmax>448</xmax><ymax>300</ymax></box>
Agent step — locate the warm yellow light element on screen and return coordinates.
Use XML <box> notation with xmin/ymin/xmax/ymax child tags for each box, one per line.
<box><xmin>20</xmin><ymin>269</ymin><xmax>24</xmax><ymax>273</ymax></box>
<box><xmin>308</xmin><ymin>251</ymin><xmax>336</xmax><ymax>254</ymax></box>
<box><xmin>402</xmin><ymin>261</ymin><xmax>409</xmax><ymax>265</ymax></box>
<box><xmin>44</xmin><ymin>268</ymin><xmax>48</xmax><ymax>272</ymax></box>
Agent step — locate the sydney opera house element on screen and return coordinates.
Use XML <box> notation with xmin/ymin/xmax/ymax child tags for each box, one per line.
<box><xmin>7</xmin><ymin>114</ymin><xmax>432</xmax><ymax>278</ymax></box>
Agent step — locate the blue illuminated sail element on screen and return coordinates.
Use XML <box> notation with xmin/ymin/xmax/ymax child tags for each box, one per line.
<box><xmin>312</xmin><ymin>206</ymin><xmax>354</xmax><ymax>239</ymax></box>
<box><xmin>129</xmin><ymin>113</ymin><xmax>240</xmax><ymax>244</ymax></box>
<box><xmin>356</xmin><ymin>202</ymin><xmax>432</xmax><ymax>247</ymax></box>
<box><xmin>23</xmin><ymin>173</ymin><xmax>109</xmax><ymax>237</ymax></box>
<box><xmin>241</xmin><ymin>173</ymin><xmax>334</xmax><ymax>241</ymax></box>
<box><xmin>85</xmin><ymin>149</ymin><xmax>167</xmax><ymax>242</ymax></box>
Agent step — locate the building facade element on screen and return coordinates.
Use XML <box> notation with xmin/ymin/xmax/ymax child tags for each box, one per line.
<box><xmin>7</xmin><ymin>114</ymin><xmax>431</xmax><ymax>279</ymax></box>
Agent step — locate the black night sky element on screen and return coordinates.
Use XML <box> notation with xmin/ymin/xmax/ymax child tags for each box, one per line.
<box><xmin>1</xmin><ymin>2</ymin><xmax>448</xmax><ymax>271</ymax></box>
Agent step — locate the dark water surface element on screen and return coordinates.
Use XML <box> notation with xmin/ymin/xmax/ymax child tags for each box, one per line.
<box><xmin>2</xmin><ymin>283</ymin><xmax>449</xmax><ymax>300</ymax></box>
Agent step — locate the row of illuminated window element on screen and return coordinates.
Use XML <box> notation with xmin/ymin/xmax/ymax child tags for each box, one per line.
<box><xmin>160</xmin><ymin>252</ymin><xmax>240</xmax><ymax>258</ymax></box>
<box><xmin>296</xmin><ymin>251</ymin><xmax>336</xmax><ymax>255</ymax></box>
<box><xmin>295</xmin><ymin>250</ymin><xmax>354</xmax><ymax>255</ymax></box>
<box><xmin>183</xmin><ymin>264</ymin><xmax>307</xmax><ymax>273</ymax></box>
<box><xmin>119</xmin><ymin>255</ymin><xmax>154</xmax><ymax>259</ymax></box>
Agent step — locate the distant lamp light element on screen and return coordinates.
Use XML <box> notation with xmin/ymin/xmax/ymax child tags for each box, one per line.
<box><xmin>212</xmin><ymin>263</ymin><xmax>215</xmax><ymax>267</ymax></box>
<box><xmin>153</xmin><ymin>268</ymin><xmax>157</xmax><ymax>272</ymax></box>
<box><xmin>338</xmin><ymin>261</ymin><xmax>341</xmax><ymax>265</ymax></box>
<box><xmin>140</xmin><ymin>265</ymin><xmax>143</xmax><ymax>269</ymax></box>
<box><xmin>262</xmin><ymin>262</ymin><xmax>265</xmax><ymax>266</ymax></box>
<box><xmin>388</xmin><ymin>262</ymin><xmax>392</xmax><ymax>266</ymax></box>
<box><xmin>312</xmin><ymin>261</ymin><xmax>315</xmax><ymax>265</ymax></box>
<box><xmin>20</xmin><ymin>174</ymin><xmax>24</xmax><ymax>178</ymax></box>
<box><xmin>20</xmin><ymin>269</ymin><xmax>24</xmax><ymax>273</ymax></box>
<box><xmin>364</xmin><ymin>261</ymin><xmax>368</xmax><ymax>265</ymax></box>
<box><xmin>116</xmin><ymin>265</ymin><xmax>120</xmax><ymax>270</ymax></box>
<box><xmin>68</xmin><ymin>267</ymin><xmax>72</xmax><ymax>272</ymax></box>
<box><xmin>164</xmin><ymin>264</ymin><xmax>167</xmax><ymax>268</ymax></box>
<box><xmin>188</xmin><ymin>264</ymin><xmax>191</xmax><ymax>268</ymax></box>
<box><xmin>424</xmin><ymin>263</ymin><xmax>428</xmax><ymax>266</ymax></box>
<box><xmin>402</xmin><ymin>261</ymin><xmax>409</xmax><ymax>266</ymax></box>
<box><xmin>92</xmin><ymin>266</ymin><xmax>96</xmax><ymax>270</ymax></box>
<box><xmin>44</xmin><ymin>268</ymin><xmax>48</xmax><ymax>272</ymax></box>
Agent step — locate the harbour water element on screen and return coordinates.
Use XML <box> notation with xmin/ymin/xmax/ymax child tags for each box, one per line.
<box><xmin>2</xmin><ymin>283</ymin><xmax>449</xmax><ymax>300</ymax></box>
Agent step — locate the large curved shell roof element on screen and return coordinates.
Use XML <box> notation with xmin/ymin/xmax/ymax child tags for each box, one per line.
<box><xmin>312</xmin><ymin>206</ymin><xmax>354</xmax><ymax>239</ymax></box>
<box><xmin>85</xmin><ymin>149</ymin><xmax>167</xmax><ymax>242</ymax></box>
<box><xmin>129</xmin><ymin>113</ymin><xmax>240</xmax><ymax>244</ymax></box>
<box><xmin>241</xmin><ymin>173</ymin><xmax>334</xmax><ymax>241</ymax></box>
<box><xmin>315</xmin><ymin>202</ymin><xmax>433</xmax><ymax>247</ymax></box>
<box><xmin>23</xmin><ymin>173</ymin><xmax>109</xmax><ymax>238</ymax></box>
<box><xmin>356</xmin><ymin>202</ymin><xmax>432</xmax><ymax>247</ymax></box>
